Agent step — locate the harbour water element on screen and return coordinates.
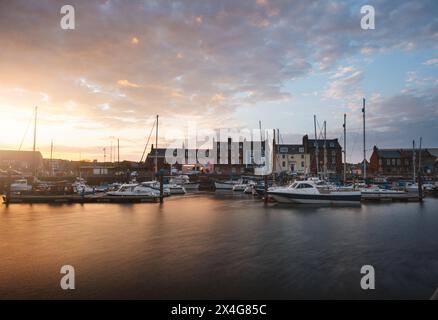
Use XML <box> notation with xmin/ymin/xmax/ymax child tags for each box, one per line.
<box><xmin>1</xmin><ymin>193</ymin><xmax>438</xmax><ymax>299</ymax></box>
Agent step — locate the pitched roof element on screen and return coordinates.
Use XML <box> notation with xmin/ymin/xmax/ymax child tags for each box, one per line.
<box><xmin>376</xmin><ymin>149</ymin><xmax>401</xmax><ymax>158</ymax></box>
<box><xmin>0</xmin><ymin>150</ymin><xmax>43</xmax><ymax>162</ymax></box>
<box><xmin>427</xmin><ymin>148</ymin><xmax>438</xmax><ymax>158</ymax></box>
<box><xmin>306</xmin><ymin>138</ymin><xmax>340</xmax><ymax>149</ymax></box>
<box><xmin>276</xmin><ymin>144</ymin><xmax>304</xmax><ymax>154</ymax></box>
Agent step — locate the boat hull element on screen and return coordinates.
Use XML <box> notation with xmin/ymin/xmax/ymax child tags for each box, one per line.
<box><xmin>214</xmin><ymin>182</ymin><xmax>235</xmax><ymax>190</ymax></box>
<box><xmin>268</xmin><ymin>191</ymin><xmax>361</xmax><ymax>205</ymax></box>
<box><xmin>183</xmin><ymin>183</ymin><xmax>199</xmax><ymax>191</ymax></box>
<box><xmin>361</xmin><ymin>191</ymin><xmax>419</xmax><ymax>200</ymax></box>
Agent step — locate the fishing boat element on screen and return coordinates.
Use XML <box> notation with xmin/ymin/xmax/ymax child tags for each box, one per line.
<box><xmin>268</xmin><ymin>180</ymin><xmax>361</xmax><ymax>205</ymax></box>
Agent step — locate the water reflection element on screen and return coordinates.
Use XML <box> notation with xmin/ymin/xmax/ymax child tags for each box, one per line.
<box><xmin>1</xmin><ymin>193</ymin><xmax>437</xmax><ymax>299</ymax></box>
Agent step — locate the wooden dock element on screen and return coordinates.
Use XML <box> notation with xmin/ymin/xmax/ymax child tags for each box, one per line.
<box><xmin>2</xmin><ymin>193</ymin><xmax>158</xmax><ymax>204</ymax></box>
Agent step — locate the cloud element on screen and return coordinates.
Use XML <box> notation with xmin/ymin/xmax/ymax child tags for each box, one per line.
<box><xmin>117</xmin><ymin>79</ymin><xmax>141</xmax><ymax>88</ymax></box>
<box><xmin>325</xmin><ymin>66</ymin><xmax>363</xmax><ymax>99</ymax></box>
<box><xmin>0</xmin><ymin>0</ymin><xmax>437</xmax><ymax>160</ymax></box>
<box><xmin>423</xmin><ymin>58</ymin><xmax>438</xmax><ymax>66</ymax></box>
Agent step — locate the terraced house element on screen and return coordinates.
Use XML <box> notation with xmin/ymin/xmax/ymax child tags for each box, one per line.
<box><xmin>275</xmin><ymin>144</ymin><xmax>310</xmax><ymax>175</ymax></box>
<box><xmin>369</xmin><ymin>146</ymin><xmax>438</xmax><ymax>178</ymax></box>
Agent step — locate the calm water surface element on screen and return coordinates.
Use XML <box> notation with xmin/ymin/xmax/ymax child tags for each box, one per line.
<box><xmin>1</xmin><ymin>192</ymin><xmax>438</xmax><ymax>299</ymax></box>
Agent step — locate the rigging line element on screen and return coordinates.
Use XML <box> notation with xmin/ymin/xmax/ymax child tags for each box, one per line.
<box><xmin>18</xmin><ymin>109</ymin><xmax>34</xmax><ymax>151</ymax></box>
<box><xmin>139</xmin><ymin>118</ymin><xmax>157</xmax><ymax>163</ymax></box>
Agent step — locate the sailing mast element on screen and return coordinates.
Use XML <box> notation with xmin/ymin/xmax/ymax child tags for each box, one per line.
<box><xmin>32</xmin><ymin>106</ymin><xmax>38</xmax><ymax>180</ymax></box>
<box><xmin>362</xmin><ymin>98</ymin><xmax>366</xmax><ymax>180</ymax></box>
<box><xmin>343</xmin><ymin>114</ymin><xmax>347</xmax><ymax>184</ymax></box>
<box><xmin>412</xmin><ymin>140</ymin><xmax>416</xmax><ymax>183</ymax></box>
<box><xmin>117</xmin><ymin>138</ymin><xmax>120</xmax><ymax>164</ymax></box>
<box><xmin>155</xmin><ymin>115</ymin><xmax>159</xmax><ymax>174</ymax></box>
<box><xmin>418</xmin><ymin>137</ymin><xmax>423</xmax><ymax>201</ymax></box>
<box><xmin>50</xmin><ymin>140</ymin><xmax>53</xmax><ymax>177</ymax></box>
<box><xmin>323</xmin><ymin>120</ymin><xmax>327</xmax><ymax>180</ymax></box>
<box><xmin>314</xmin><ymin>115</ymin><xmax>319</xmax><ymax>178</ymax></box>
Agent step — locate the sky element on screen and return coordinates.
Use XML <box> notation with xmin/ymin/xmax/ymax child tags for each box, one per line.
<box><xmin>0</xmin><ymin>0</ymin><xmax>437</xmax><ymax>163</ymax></box>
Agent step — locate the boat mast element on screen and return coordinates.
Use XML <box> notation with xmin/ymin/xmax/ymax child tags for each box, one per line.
<box><xmin>32</xmin><ymin>106</ymin><xmax>38</xmax><ymax>180</ymax></box>
<box><xmin>412</xmin><ymin>140</ymin><xmax>416</xmax><ymax>183</ymax></box>
<box><xmin>155</xmin><ymin>115</ymin><xmax>159</xmax><ymax>174</ymax></box>
<box><xmin>314</xmin><ymin>115</ymin><xmax>319</xmax><ymax>178</ymax></box>
<box><xmin>117</xmin><ymin>138</ymin><xmax>120</xmax><ymax>164</ymax></box>
<box><xmin>323</xmin><ymin>120</ymin><xmax>327</xmax><ymax>180</ymax></box>
<box><xmin>50</xmin><ymin>140</ymin><xmax>53</xmax><ymax>177</ymax></box>
<box><xmin>343</xmin><ymin>114</ymin><xmax>346</xmax><ymax>184</ymax></box>
<box><xmin>362</xmin><ymin>98</ymin><xmax>366</xmax><ymax>180</ymax></box>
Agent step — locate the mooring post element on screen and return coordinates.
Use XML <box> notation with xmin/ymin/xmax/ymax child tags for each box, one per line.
<box><xmin>5</xmin><ymin>172</ymin><xmax>11</xmax><ymax>205</ymax></box>
<box><xmin>264</xmin><ymin>175</ymin><xmax>268</xmax><ymax>204</ymax></box>
<box><xmin>159</xmin><ymin>173</ymin><xmax>164</xmax><ymax>204</ymax></box>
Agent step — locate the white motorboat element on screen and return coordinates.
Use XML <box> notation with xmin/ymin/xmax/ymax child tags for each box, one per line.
<box><xmin>232</xmin><ymin>183</ymin><xmax>247</xmax><ymax>191</ymax></box>
<box><xmin>106</xmin><ymin>184</ymin><xmax>159</xmax><ymax>197</ymax></box>
<box><xmin>72</xmin><ymin>177</ymin><xmax>94</xmax><ymax>194</ymax></box>
<box><xmin>10</xmin><ymin>179</ymin><xmax>32</xmax><ymax>192</ymax></box>
<box><xmin>361</xmin><ymin>186</ymin><xmax>418</xmax><ymax>200</ymax></box>
<box><xmin>233</xmin><ymin>180</ymin><xmax>256</xmax><ymax>192</ymax></box>
<box><xmin>140</xmin><ymin>181</ymin><xmax>171</xmax><ymax>196</ymax></box>
<box><xmin>268</xmin><ymin>180</ymin><xmax>361</xmax><ymax>205</ymax></box>
<box><xmin>215</xmin><ymin>180</ymin><xmax>239</xmax><ymax>190</ymax></box>
<box><xmin>169</xmin><ymin>175</ymin><xmax>199</xmax><ymax>191</ymax></box>
<box><xmin>244</xmin><ymin>184</ymin><xmax>255</xmax><ymax>194</ymax></box>
<box><xmin>164</xmin><ymin>183</ymin><xmax>186</xmax><ymax>195</ymax></box>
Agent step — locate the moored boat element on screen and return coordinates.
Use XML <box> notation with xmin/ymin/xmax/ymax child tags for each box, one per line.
<box><xmin>10</xmin><ymin>179</ymin><xmax>32</xmax><ymax>192</ymax></box>
<box><xmin>215</xmin><ymin>180</ymin><xmax>238</xmax><ymax>190</ymax></box>
<box><xmin>268</xmin><ymin>181</ymin><xmax>361</xmax><ymax>205</ymax></box>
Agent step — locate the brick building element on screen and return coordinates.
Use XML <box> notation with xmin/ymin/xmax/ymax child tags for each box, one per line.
<box><xmin>302</xmin><ymin>135</ymin><xmax>342</xmax><ymax>177</ymax></box>
<box><xmin>369</xmin><ymin>146</ymin><xmax>437</xmax><ymax>177</ymax></box>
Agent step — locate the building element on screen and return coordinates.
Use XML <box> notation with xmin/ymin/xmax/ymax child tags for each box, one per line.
<box><xmin>145</xmin><ymin>145</ymin><xmax>213</xmax><ymax>173</ymax></box>
<box><xmin>369</xmin><ymin>146</ymin><xmax>437</xmax><ymax>177</ymax></box>
<box><xmin>213</xmin><ymin>138</ymin><xmax>266</xmax><ymax>175</ymax></box>
<box><xmin>145</xmin><ymin>138</ymin><xmax>267</xmax><ymax>175</ymax></box>
<box><xmin>0</xmin><ymin>150</ymin><xmax>43</xmax><ymax>173</ymax></box>
<box><xmin>275</xmin><ymin>144</ymin><xmax>310</xmax><ymax>175</ymax></box>
<box><xmin>302</xmin><ymin>135</ymin><xmax>343</xmax><ymax>176</ymax></box>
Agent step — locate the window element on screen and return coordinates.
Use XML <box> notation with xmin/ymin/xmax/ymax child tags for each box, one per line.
<box><xmin>302</xmin><ymin>183</ymin><xmax>313</xmax><ymax>188</ymax></box>
<box><xmin>301</xmin><ymin>154</ymin><xmax>304</xmax><ymax>159</ymax></box>
<box><xmin>282</xmin><ymin>154</ymin><xmax>285</xmax><ymax>159</ymax></box>
<box><xmin>397</xmin><ymin>159</ymin><xmax>401</xmax><ymax>166</ymax></box>
<box><xmin>379</xmin><ymin>159</ymin><xmax>382</xmax><ymax>166</ymax></box>
<box><xmin>332</xmin><ymin>156</ymin><xmax>336</xmax><ymax>163</ymax></box>
<box><xmin>299</xmin><ymin>147</ymin><xmax>304</xmax><ymax>153</ymax></box>
<box><xmin>387</xmin><ymin>159</ymin><xmax>391</xmax><ymax>166</ymax></box>
<box><xmin>301</xmin><ymin>161</ymin><xmax>304</xmax><ymax>167</ymax></box>
<box><xmin>330</xmin><ymin>142</ymin><xmax>334</xmax><ymax>148</ymax></box>
<box><xmin>280</xmin><ymin>147</ymin><xmax>288</xmax><ymax>153</ymax></box>
<box><xmin>331</xmin><ymin>150</ymin><xmax>336</xmax><ymax>156</ymax></box>
<box><xmin>282</xmin><ymin>161</ymin><xmax>286</xmax><ymax>167</ymax></box>
<box><xmin>392</xmin><ymin>159</ymin><xmax>396</xmax><ymax>166</ymax></box>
